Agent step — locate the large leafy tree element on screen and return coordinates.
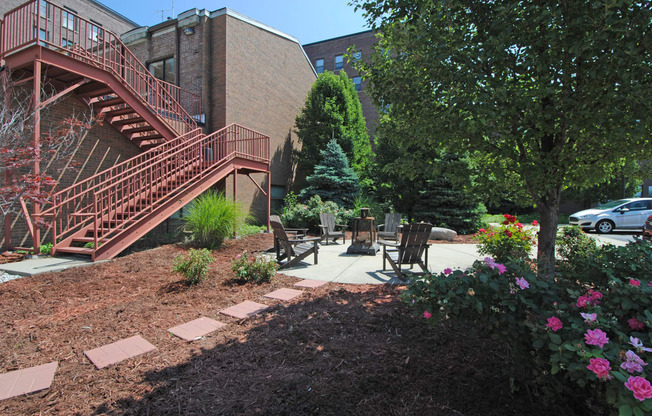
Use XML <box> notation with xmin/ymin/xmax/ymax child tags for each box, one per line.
<box><xmin>353</xmin><ymin>0</ymin><xmax>652</xmax><ymax>273</ymax></box>
<box><xmin>295</xmin><ymin>71</ymin><xmax>372</xmax><ymax>186</ymax></box>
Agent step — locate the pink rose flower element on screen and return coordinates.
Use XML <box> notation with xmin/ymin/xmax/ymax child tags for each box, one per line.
<box><xmin>625</xmin><ymin>376</ymin><xmax>652</xmax><ymax>401</ymax></box>
<box><xmin>423</xmin><ymin>311</ymin><xmax>432</xmax><ymax>319</ymax></box>
<box><xmin>443</xmin><ymin>268</ymin><xmax>452</xmax><ymax>275</ymax></box>
<box><xmin>504</xmin><ymin>230</ymin><xmax>513</xmax><ymax>237</ymax></box>
<box><xmin>580</xmin><ymin>312</ymin><xmax>597</xmax><ymax>323</ymax></box>
<box><xmin>586</xmin><ymin>357</ymin><xmax>612</xmax><ymax>380</ymax></box>
<box><xmin>532</xmin><ymin>220</ymin><xmax>538</xmax><ymax>226</ymax></box>
<box><xmin>496</xmin><ymin>263</ymin><xmax>507</xmax><ymax>274</ymax></box>
<box><xmin>628</xmin><ymin>318</ymin><xmax>645</xmax><ymax>331</ymax></box>
<box><xmin>630</xmin><ymin>337</ymin><xmax>652</xmax><ymax>353</ymax></box>
<box><xmin>621</xmin><ymin>350</ymin><xmax>647</xmax><ymax>374</ymax></box>
<box><xmin>478</xmin><ymin>228</ymin><xmax>486</xmax><ymax>233</ymax></box>
<box><xmin>576</xmin><ymin>295</ymin><xmax>590</xmax><ymax>308</ymax></box>
<box><xmin>585</xmin><ymin>328</ymin><xmax>609</xmax><ymax>348</ymax></box>
<box><xmin>546</xmin><ymin>316</ymin><xmax>563</xmax><ymax>332</ymax></box>
<box><xmin>515</xmin><ymin>277</ymin><xmax>529</xmax><ymax>290</ymax></box>
<box><xmin>630</xmin><ymin>279</ymin><xmax>641</xmax><ymax>287</ymax></box>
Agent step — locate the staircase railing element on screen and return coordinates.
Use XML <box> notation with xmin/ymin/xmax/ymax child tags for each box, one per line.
<box><xmin>0</xmin><ymin>0</ymin><xmax>201</xmax><ymax>135</ymax></box>
<box><xmin>41</xmin><ymin>124</ymin><xmax>269</xmax><ymax>251</ymax></box>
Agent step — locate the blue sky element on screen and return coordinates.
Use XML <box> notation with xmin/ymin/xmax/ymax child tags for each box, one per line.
<box><xmin>103</xmin><ymin>0</ymin><xmax>370</xmax><ymax>44</ymax></box>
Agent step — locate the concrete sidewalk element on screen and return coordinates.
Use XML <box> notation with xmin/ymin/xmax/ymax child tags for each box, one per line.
<box><xmin>278</xmin><ymin>242</ymin><xmax>482</xmax><ymax>284</ymax></box>
<box><xmin>0</xmin><ymin>255</ymin><xmax>96</xmax><ymax>277</ymax></box>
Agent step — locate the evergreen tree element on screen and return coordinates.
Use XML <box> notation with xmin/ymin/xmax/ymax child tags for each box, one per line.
<box><xmin>294</xmin><ymin>71</ymin><xmax>372</xmax><ymax>185</ymax></box>
<box><xmin>412</xmin><ymin>154</ymin><xmax>482</xmax><ymax>234</ymax></box>
<box><xmin>299</xmin><ymin>139</ymin><xmax>360</xmax><ymax>207</ymax></box>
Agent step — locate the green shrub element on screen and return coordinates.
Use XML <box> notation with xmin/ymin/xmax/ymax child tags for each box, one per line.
<box><xmin>173</xmin><ymin>248</ymin><xmax>214</xmax><ymax>285</ymax></box>
<box><xmin>183</xmin><ymin>190</ymin><xmax>248</xmax><ymax>249</ymax></box>
<box><xmin>403</xmin><ymin>240</ymin><xmax>652</xmax><ymax>415</ymax></box>
<box><xmin>231</xmin><ymin>251</ymin><xmax>278</xmax><ymax>284</ymax></box>
<box><xmin>556</xmin><ymin>226</ymin><xmax>601</xmax><ymax>284</ymax></box>
<box><xmin>473</xmin><ymin>214</ymin><xmax>538</xmax><ymax>263</ymax></box>
<box><xmin>281</xmin><ymin>194</ymin><xmax>354</xmax><ymax>233</ymax></box>
<box><xmin>40</xmin><ymin>242</ymin><xmax>53</xmax><ymax>256</ymax></box>
<box><xmin>238</xmin><ymin>223</ymin><xmax>266</xmax><ymax>237</ymax></box>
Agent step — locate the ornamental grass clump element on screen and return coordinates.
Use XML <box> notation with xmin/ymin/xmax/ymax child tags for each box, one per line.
<box><xmin>183</xmin><ymin>190</ymin><xmax>248</xmax><ymax>249</ymax></box>
<box><xmin>402</xmin><ymin>238</ymin><xmax>652</xmax><ymax>415</ymax></box>
<box><xmin>473</xmin><ymin>214</ymin><xmax>538</xmax><ymax>263</ymax></box>
<box><xmin>173</xmin><ymin>248</ymin><xmax>214</xmax><ymax>285</ymax></box>
<box><xmin>231</xmin><ymin>251</ymin><xmax>278</xmax><ymax>284</ymax></box>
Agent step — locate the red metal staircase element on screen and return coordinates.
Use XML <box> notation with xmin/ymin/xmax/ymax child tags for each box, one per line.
<box><xmin>1</xmin><ymin>1</ymin><xmax>271</xmax><ymax>260</ymax></box>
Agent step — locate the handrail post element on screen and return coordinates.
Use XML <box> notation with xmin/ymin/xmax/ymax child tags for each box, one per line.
<box><xmin>93</xmin><ymin>192</ymin><xmax>98</xmax><ymax>251</ymax></box>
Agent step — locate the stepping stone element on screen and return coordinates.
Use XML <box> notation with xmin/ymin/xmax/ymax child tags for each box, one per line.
<box><xmin>294</xmin><ymin>279</ymin><xmax>327</xmax><ymax>288</ymax></box>
<box><xmin>168</xmin><ymin>317</ymin><xmax>226</xmax><ymax>341</ymax></box>
<box><xmin>264</xmin><ymin>288</ymin><xmax>304</xmax><ymax>301</ymax></box>
<box><xmin>84</xmin><ymin>335</ymin><xmax>156</xmax><ymax>369</ymax></box>
<box><xmin>220</xmin><ymin>301</ymin><xmax>269</xmax><ymax>319</ymax></box>
<box><xmin>0</xmin><ymin>361</ymin><xmax>58</xmax><ymax>401</ymax></box>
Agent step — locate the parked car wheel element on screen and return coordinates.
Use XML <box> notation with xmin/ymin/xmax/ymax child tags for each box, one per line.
<box><xmin>596</xmin><ymin>219</ymin><xmax>615</xmax><ymax>234</ymax></box>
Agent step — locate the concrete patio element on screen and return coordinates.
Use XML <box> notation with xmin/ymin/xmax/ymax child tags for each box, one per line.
<box><xmin>277</xmin><ymin>241</ymin><xmax>483</xmax><ymax>284</ymax></box>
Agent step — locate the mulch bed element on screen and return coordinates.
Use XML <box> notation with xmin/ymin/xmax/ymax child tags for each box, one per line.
<box><xmin>0</xmin><ymin>233</ymin><xmax>564</xmax><ymax>415</ymax></box>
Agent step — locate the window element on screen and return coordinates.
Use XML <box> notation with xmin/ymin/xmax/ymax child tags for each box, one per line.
<box><xmin>61</xmin><ymin>11</ymin><xmax>77</xmax><ymax>31</ymax></box>
<box><xmin>352</xmin><ymin>51</ymin><xmax>362</xmax><ymax>63</ymax></box>
<box><xmin>39</xmin><ymin>0</ymin><xmax>49</xmax><ymax>18</ymax></box>
<box><xmin>89</xmin><ymin>24</ymin><xmax>103</xmax><ymax>41</ymax></box>
<box><xmin>315</xmin><ymin>58</ymin><xmax>324</xmax><ymax>74</ymax></box>
<box><xmin>271</xmin><ymin>185</ymin><xmax>287</xmax><ymax>214</ymax></box>
<box><xmin>61</xmin><ymin>38</ymin><xmax>72</xmax><ymax>48</ymax></box>
<box><xmin>148</xmin><ymin>58</ymin><xmax>175</xmax><ymax>83</ymax></box>
<box><xmin>353</xmin><ymin>76</ymin><xmax>362</xmax><ymax>92</ymax></box>
<box><xmin>335</xmin><ymin>54</ymin><xmax>343</xmax><ymax>70</ymax></box>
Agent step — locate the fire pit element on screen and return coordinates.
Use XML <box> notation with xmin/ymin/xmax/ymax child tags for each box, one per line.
<box><xmin>346</xmin><ymin>209</ymin><xmax>380</xmax><ymax>255</ymax></box>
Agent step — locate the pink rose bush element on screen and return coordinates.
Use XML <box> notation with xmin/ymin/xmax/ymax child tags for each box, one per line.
<box><xmin>404</xmin><ymin>225</ymin><xmax>652</xmax><ymax>413</ymax></box>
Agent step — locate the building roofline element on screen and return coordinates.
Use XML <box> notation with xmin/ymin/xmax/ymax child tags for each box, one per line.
<box><xmin>211</xmin><ymin>8</ymin><xmax>316</xmax><ymax>76</ymax></box>
<box><xmin>88</xmin><ymin>0</ymin><xmax>140</xmax><ymax>28</ymax></box>
<box><xmin>302</xmin><ymin>29</ymin><xmax>375</xmax><ymax>47</ymax></box>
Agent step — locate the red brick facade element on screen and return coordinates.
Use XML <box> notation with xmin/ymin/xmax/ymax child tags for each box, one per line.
<box><xmin>0</xmin><ymin>0</ymin><xmax>137</xmax><ymax>37</ymax></box>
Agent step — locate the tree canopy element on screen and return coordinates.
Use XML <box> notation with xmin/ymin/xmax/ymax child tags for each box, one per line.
<box><xmin>353</xmin><ymin>0</ymin><xmax>652</xmax><ymax>272</ymax></box>
<box><xmin>294</xmin><ymin>71</ymin><xmax>372</xmax><ymax>186</ymax></box>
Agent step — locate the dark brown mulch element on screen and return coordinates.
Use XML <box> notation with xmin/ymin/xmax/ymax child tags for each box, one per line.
<box><xmin>0</xmin><ymin>251</ymin><xmax>26</xmax><ymax>264</ymax></box>
<box><xmin>1</xmin><ymin>233</ymin><xmax>562</xmax><ymax>415</ymax></box>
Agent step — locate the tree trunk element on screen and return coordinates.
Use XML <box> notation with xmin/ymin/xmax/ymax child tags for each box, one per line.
<box><xmin>537</xmin><ymin>187</ymin><xmax>561</xmax><ymax>276</ymax></box>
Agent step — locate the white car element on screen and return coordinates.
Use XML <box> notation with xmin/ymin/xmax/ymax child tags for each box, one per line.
<box><xmin>569</xmin><ymin>198</ymin><xmax>652</xmax><ymax>234</ymax></box>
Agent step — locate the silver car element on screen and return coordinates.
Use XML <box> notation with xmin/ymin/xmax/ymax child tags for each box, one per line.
<box><xmin>569</xmin><ymin>198</ymin><xmax>652</xmax><ymax>234</ymax></box>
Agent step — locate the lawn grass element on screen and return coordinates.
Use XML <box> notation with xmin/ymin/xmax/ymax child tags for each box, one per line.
<box><xmin>482</xmin><ymin>213</ymin><xmax>570</xmax><ymax>225</ymax></box>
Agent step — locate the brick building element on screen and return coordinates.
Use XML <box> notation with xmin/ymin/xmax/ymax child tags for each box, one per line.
<box><xmin>1</xmin><ymin>1</ymin><xmax>316</xmax><ymax>252</ymax></box>
<box><xmin>302</xmin><ymin>30</ymin><xmax>379</xmax><ymax>138</ymax></box>
<box><xmin>0</xmin><ymin>0</ymin><xmax>138</xmax><ymax>36</ymax></box>
<box><xmin>121</xmin><ymin>7</ymin><xmax>316</xmax><ymax>218</ymax></box>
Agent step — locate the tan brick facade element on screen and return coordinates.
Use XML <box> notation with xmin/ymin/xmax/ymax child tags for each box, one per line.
<box><xmin>303</xmin><ymin>30</ymin><xmax>380</xmax><ymax>138</ymax></box>
<box><xmin>122</xmin><ymin>8</ymin><xmax>316</xmax><ymax>223</ymax></box>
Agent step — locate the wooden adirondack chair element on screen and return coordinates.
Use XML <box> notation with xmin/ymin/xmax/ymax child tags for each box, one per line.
<box><xmin>377</xmin><ymin>213</ymin><xmax>402</xmax><ymax>241</ymax></box>
<box><xmin>318</xmin><ymin>212</ymin><xmax>347</xmax><ymax>245</ymax></box>
<box><xmin>379</xmin><ymin>222</ymin><xmax>433</xmax><ymax>280</ymax></box>
<box><xmin>270</xmin><ymin>220</ymin><xmax>319</xmax><ymax>269</ymax></box>
<box><xmin>269</xmin><ymin>215</ymin><xmax>308</xmax><ymax>258</ymax></box>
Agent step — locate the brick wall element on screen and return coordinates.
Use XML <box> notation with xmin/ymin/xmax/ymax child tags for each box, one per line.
<box><xmin>221</xmin><ymin>14</ymin><xmax>316</xmax><ymax>222</ymax></box>
<box><xmin>0</xmin><ymin>95</ymin><xmax>141</xmax><ymax>249</ymax></box>
<box><xmin>303</xmin><ymin>30</ymin><xmax>380</xmax><ymax>137</ymax></box>
<box><xmin>1</xmin><ymin>0</ymin><xmax>137</xmax><ymax>38</ymax></box>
